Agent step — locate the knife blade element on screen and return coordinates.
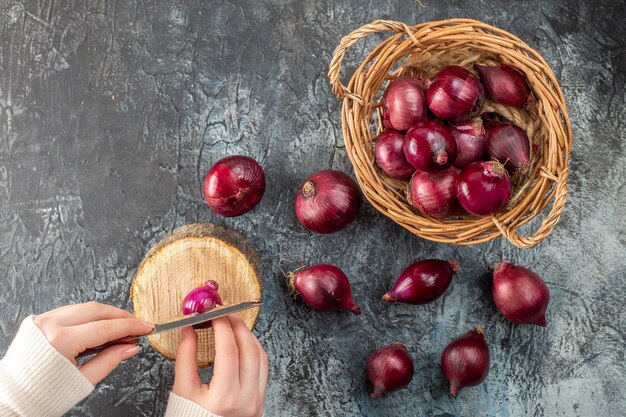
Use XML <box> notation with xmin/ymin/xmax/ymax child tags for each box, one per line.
<box><xmin>77</xmin><ymin>301</ymin><xmax>262</xmax><ymax>359</ymax></box>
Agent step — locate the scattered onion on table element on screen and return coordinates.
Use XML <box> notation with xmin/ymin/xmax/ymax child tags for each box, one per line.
<box><xmin>493</xmin><ymin>262</ymin><xmax>550</xmax><ymax>326</ymax></box>
<box><xmin>288</xmin><ymin>264</ymin><xmax>361</xmax><ymax>314</ymax></box>
<box><xmin>383</xmin><ymin>259</ymin><xmax>459</xmax><ymax>304</ymax></box>
<box><xmin>441</xmin><ymin>326</ymin><xmax>490</xmax><ymax>396</ymax></box>
<box><xmin>203</xmin><ymin>155</ymin><xmax>266</xmax><ymax>217</ymax></box>
<box><xmin>367</xmin><ymin>343</ymin><xmax>414</xmax><ymax>398</ymax></box>
<box><xmin>294</xmin><ymin>170</ymin><xmax>360</xmax><ymax>234</ymax></box>
<box><xmin>181</xmin><ymin>280</ymin><xmax>223</xmax><ymax>329</ymax></box>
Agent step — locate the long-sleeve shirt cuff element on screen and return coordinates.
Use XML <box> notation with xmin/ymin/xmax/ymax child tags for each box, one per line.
<box><xmin>0</xmin><ymin>316</ymin><xmax>94</xmax><ymax>416</ymax></box>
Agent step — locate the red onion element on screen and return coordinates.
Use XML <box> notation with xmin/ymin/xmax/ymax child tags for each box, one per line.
<box><xmin>441</xmin><ymin>326</ymin><xmax>490</xmax><ymax>396</ymax></box>
<box><xmin>408</xmin><ymin>168</ymin><xmax>461</xmax><ymax>218</ymax></box>
<box><xmin>484</xmin><ymin>119</ymin><xmax>531</xmax><ymax>174</ymax></box>
<box><xmin>288</xmin><ymin>264</ymin><xmax>361</xmax><ymax>314</ymax></box>
<box><xmin>374</xmin><ymin>130</ymin><xmax>415</xmax><ymax>179</ymax></box>
<box><xmin>382</xmin><ymin>77</ymin><xmax>427</xmax><ymax>131</ymax></box>
<box><xmin>181</xmin><ymin>280</ymin><xmax>223</xmax><ymax>329</ymax></box>
<box><xmin>202</xmin><ymin>155</ymin><xmax>266</xmax><ymax>217</ymax></box>
<box><xmin>456</xmin><ymin>161</ymin><xmax>511</xmax><ymax>216</ymax></box>
<box><xmin>426</xmin><ymin>66</ymin><xmax>484</xmax><ymax>122</ymax></box>
<box><xmin>383</xmin><ymin>259</ymin><xmax>459</xmax><ymax>304</ymax></box>
<box><xmin>294</xmin><ymin>170</ymin><xmax>360</xmax><ymax>234</ymax></box>
<box><xmin>474</xmin><ymin>64</ymin><xmax>531</xmax><ymax>108</ymax></box>
<box><xmin>404</xmin><ymin>120</ymin><xmax>457</xmax><ymax>172</ymax></box>
<box><xmin>452</xmin><ymin>118</ymin><xmax>486</xmax><ymax>168</ymax></box>
<box><xmin>493</xmin><ymin>262</ymin><xmax>550</xmax><ymax>326</ymax></box>
<box><xmin>366</xmin><ymin>343</ymin><xmax>414</xmax><ymax>398</ymax></box>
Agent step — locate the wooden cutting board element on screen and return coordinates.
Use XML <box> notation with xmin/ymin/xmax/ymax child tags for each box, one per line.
<box><xmin>130</xmin><ymin>223</ymin><xmax>262</xmax><ymax>367</ymax></box>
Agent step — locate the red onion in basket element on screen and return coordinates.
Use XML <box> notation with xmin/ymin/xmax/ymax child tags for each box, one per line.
<box><xmin>375</xmin><ymin>130</ymin><xmax>415</xmax><ymax>179</ymax></box>
<box><xmin>456</xmin><ymin>161</ymin><xmax>511</xmax><ymax>216</ymax></box>
<box><xmin>181</xmin><ymin>280</ymin><xmax>223</xmax><ymax>329</ymax></box>
<box><xmin>383</xmin><ymin>259</ymin><xmax>459</xmax><ymax>304</ymax></box>
<box><xmin>288</xmin><ymin>264</ymin><xmax>361</xmax><ymax>314</ymax></box>
<box><xmin>382</xmin><ymin>76</ymin><xmax>427</xmax><ymax>131</ymax></box>
<box><xmin>203</xmin><ymin>155</ymin><xmax>266</xmax><ymax>217</ymax></box>
<box><xmin>404</xmin><ymin>120</ymin><xmax>457</xmax><ymax>172</ymax></box>
<box><xmin>493</xmin><ymin>262</ymin><xmax>549</xmax><ymax>326</ymax></box>
<box><xmin>474</xmin><ymin>63</ymin><xmax>531</xmax><ymax>108</ymax></box>
<box><xmin>484</xmin><ymin>119</ymin><xmax>531</xmax><ymax>174</ymax></box>
<box><xmin>452</xmin><ymin>118</ymin><xmax>486</xmax><ymax>168</ymax></box>
<box><xmin>408</xmin><ymin>168</ymin><xmax>461</xmax><ymax>218</ymax></box>
<box><xmin>294</xmin><ymin>170</ymin><xmax>360</xmax><ymax>234</ymax></box>
<box><xmin>427</xmin><ymin>66</ymin><xmax>484</xmax><ymax>122</ymax></box>
<box><xmin>367</xmin><ymin>343</ymin><xmax>414</xmax><ymax>398</ymax></box>
<box><xmin>441</xmin><ymin>326</ymin><xmax>490</xmax><ymax>396</ymax></box>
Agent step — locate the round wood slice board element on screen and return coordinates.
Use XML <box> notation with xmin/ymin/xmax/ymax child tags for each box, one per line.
<box><xmin>130</xmin><ymin>223</ymin><xmax>262</xmax><ymax>367</ymax></box>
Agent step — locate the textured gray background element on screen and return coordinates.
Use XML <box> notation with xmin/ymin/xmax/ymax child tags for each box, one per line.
<box><xmin>0</xmin><ymin>0</ymin><xmax>624</xmax><ymax>416</ymax></box>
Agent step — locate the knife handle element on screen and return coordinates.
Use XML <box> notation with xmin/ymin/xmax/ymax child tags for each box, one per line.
<box><xmin>76</xmin><ymin>336</ymin><xmax>142</xmax><ymax>359</ymax></box>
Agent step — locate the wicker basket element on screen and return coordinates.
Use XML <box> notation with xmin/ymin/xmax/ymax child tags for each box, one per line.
<box><xmin>328</xmin><ymin>19</ymin><xmax>572</xmax><ymax>248</ymax></box>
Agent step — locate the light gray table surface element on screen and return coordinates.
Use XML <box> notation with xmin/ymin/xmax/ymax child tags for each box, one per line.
<box><xmin>0</xmin><ymin>0</ymin><xmax>624</xmax><ymax>416</ymax></box>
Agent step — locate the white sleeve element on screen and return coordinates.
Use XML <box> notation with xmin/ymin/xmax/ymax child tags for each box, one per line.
<box><xmin>164</xmin><ymin>392</ymin><xmax>223</xmax><ymax>417</ymax></box>
<box><xmin>0</xmin><ymin>316</ymin><xmax>94</xmax><ymax>416</ymax></box>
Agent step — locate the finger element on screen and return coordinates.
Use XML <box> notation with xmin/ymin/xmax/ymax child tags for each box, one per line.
<box><xmin>68</xmin><ymin>318</ymin><xmax>154</xmax><ymax>354</ymax></box>
<box><xmin>211</xmin><ymin>316</ymin><xmax>239</xmax><ymax>389</ymax></box>
<box><xmin>45</xmin><ymin>302</ymin><xmax>138</xmax><ymax>326</ymax></box>
<box><xmin>80</xmin><ymin>344</ymin><xmax>140</xmax><ymax>385</ymax></box>
<box><xmin>254</xmin><ymin>337</ymin><xmax>269</xmax><ymax>401</ymax></box>
<box><xmin>173</xmin><ymin>327</ymin><xmax>202</xmax><ymax>394</ymax></box>
<box><xmin>229</xmin><ymin>315</ymin><xmax>260</xmax><ymax>399</ymax></box>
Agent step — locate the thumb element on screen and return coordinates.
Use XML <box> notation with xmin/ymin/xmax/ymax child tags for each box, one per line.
<box><xmin>174</xmin><ymin>327</ymin><xmax>202</xmax><ymax>395</ymax></box>
<box><xmin>80</xmin><ymin>344</ymin><xmax>140</xmax><ymax>385</ymax></box>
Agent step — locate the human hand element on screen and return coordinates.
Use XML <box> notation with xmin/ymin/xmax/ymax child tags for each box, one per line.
<box><xmin>173</xmin><ymin>315</ymin><xmax>269</xmax><ymax>417</ymax></box>
<box><xmin>32</xmin><ymin>302</ymin><xmax>154</xmax><ymax>385</ymax></box>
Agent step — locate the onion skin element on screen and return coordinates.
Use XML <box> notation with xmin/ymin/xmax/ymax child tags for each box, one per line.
<box><xmin>383</xmin><ymin>259</ymin><xmax>459</xmax><ymax>304</ymax></box>
<box><xmin>452</xmin><ymin>118</ymin><xmax>486</xmax><ymax>168</ymax></box>
<box><xmin>484</xmin><ymin>119</ymin><xmax>531</xmax><ymax>174</ymax></box>
<box><xmin>367</xmin><ymin>343</ymin><xmax>414</xmax><ymax>398</ymax></box>
<box><xmin>456</xmin><ymin>161</ymin><xmax>511</xmax><ymax>216</ymax></box>
<box><xmin>382</xmin><ymin>77</ymin><xmax>427</xmax><ymax>131</ymax></box>
<box><xmin>408</xmin><ymin>168</ymin><xmax>461</xmax><ymax>219</ymax></box>
<box><xmin>473</xmin><ymin>64</ymin><xmax>531</xmax><ymax>108</ymax></box>
<box><xmin>375</xmin><ymin>130</ymin><xmax>416</xmax><ymax>179</ymax></box>
<box><xmin>441</xmin><ymin>326</ymin><xmax>490</xmax><ymax>396</ymax></box>
<box><xmin>493</xmin><ymin>262</ymin><xmax>549</xmax><ymax>326</ymax></box>
<box><xmin>181</xmin><ymin>280</ymin><xmax>223</xmax><ymax>329</ymax></box>
<box><xmin>404</xmin><ymin>120</ymin><xmax>457</xmax><ymax>172</ymax></box>
<box><xmin>203</xmin><ymin>155</ymin><xmax>266</xmax><ymax>217</ymax></box>
<box><xmin>294</xmin><ymin>170</ymin><xmax>360</xmax><ymax>234</ymax></box>
<box><xmin>289</xmin><ymin>264</ymin><xmax>361</xmax><ymax>314</ymax></box>
<box><xmin>427</xmin><ymin>66</ymin><xmax>484</xmax><ymax>122</ymax></box>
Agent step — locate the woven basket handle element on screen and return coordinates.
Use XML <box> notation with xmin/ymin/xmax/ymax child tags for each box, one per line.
<box><xmin>493</xmin><ymin>167</ymin><xmax>570</xmax><ymax>248</ymax></box>
<box><xmin>328</xmin><ymin>20</ymin><xmax>419</xmax><ymax>103</ymax></box>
